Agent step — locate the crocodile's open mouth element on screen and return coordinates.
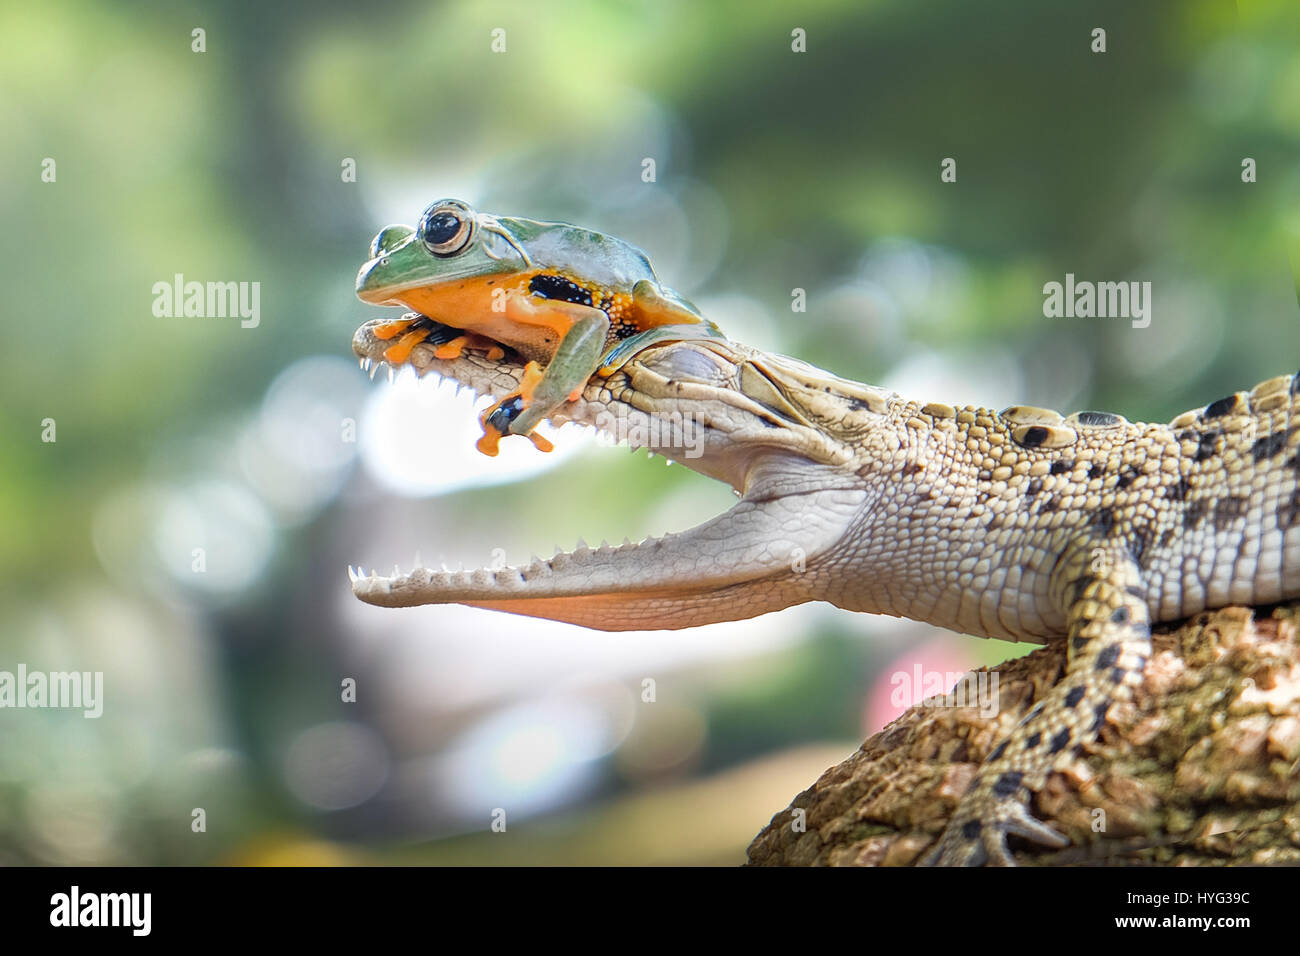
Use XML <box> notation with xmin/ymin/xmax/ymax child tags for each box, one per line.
<box><xmin>347</xmin><ymin>316</ymin><xmax>870</xmax><ymax>630</ymax></box>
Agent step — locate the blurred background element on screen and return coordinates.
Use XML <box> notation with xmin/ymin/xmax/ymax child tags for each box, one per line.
<box><xmin>1</xmin><ymin>0</ymin><xmax>1297</xmax><ymax>865</ymax></box>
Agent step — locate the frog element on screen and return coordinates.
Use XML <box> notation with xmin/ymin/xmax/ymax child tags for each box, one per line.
<box><xmin>356</xmin><ymin>198</ymin><xmax>726</xmax><ymax>455</ymax></box>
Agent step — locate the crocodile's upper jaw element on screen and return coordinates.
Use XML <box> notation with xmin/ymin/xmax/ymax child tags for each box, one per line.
<box><xmin>349</xmin><ymin>318</ymin><xmax>880</xmax><ymax>630</ymax></box>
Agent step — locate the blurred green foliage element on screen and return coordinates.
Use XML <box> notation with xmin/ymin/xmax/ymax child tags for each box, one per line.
<box><xmin>1</xmin><ymin>0</ymin><xmax>1298</xmax><ymax>864</ymax></box>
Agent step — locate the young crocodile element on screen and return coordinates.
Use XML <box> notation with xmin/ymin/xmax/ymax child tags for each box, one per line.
<box><xmin>350</xmin><ymin>319</ymin><xmax>1300</xmax><ymax>865</ymax></box>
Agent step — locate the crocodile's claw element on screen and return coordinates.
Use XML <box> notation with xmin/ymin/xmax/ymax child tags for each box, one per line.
<box><xmin>920</xmin><ymin>797</ymin><xmax>1068</xmax><ymax>866</ymax></box>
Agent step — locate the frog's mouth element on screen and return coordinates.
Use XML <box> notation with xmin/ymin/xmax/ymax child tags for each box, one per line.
<box><xmin>347</xmin><ymin>316</ymin><xmax>861</xmax><ymax>631</ymax></box>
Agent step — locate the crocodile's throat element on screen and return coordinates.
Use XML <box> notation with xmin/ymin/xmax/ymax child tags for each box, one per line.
<box><xmin>348</xmin><ymin>317</ymin><xmax>875</xmax><ymax>630</ymax></box>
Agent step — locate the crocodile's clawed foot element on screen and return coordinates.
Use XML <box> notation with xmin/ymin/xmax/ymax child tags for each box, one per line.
<box><xmin>919</xmin><ymin>801</ymin><xmax>1067</xmax><ymax>867</ymax></box>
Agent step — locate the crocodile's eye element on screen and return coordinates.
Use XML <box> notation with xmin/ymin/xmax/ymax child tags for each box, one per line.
<box><xmin>418</xmin><ymin>199</ymin><xmax>475</xmax><ymax>257</ymax></box>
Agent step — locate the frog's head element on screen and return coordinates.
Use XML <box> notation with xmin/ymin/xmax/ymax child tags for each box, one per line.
<box><xmin>356</xmin><ymin>198</ymin><xmax>533</xmax><ymax>307</ymax></box>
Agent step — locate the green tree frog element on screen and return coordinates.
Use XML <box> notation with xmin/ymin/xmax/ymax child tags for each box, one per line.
<box><xmin>356</xmin><ymin>198</ymin><xmax>725</xmax><ymax>455</ymax></box>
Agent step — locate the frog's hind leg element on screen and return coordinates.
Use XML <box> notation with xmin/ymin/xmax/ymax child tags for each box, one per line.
<box><xmin>472</xmin><ymin>296</ymin><xmax>610</xmax><ymax>455</ymax></box>
<box><xmin>507</xmin><ymin>309</ymin><xmax>609</xmax><ymax>435</ymax></box>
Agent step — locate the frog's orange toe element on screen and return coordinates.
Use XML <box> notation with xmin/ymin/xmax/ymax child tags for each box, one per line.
<box><xmin>433</xmin><ymin>336</ymin><xmax>469</xmax><ymax>360</ymax></box>
<box><xmin>476</xmin><ymin>428</ymin><xmax>503</xmax><ymax>457</ymax></box>
<box><xmin>383</xmin><ymin>327</ymin><xmax>432</xmax><ymax>365</ymax></box>
<box><xmin>373</xmin><ymin>317</ymin><xmax>416</xmax><ymax>341</ymax></box>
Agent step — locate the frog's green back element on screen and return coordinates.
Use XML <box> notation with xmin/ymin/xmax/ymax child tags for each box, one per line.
<box><xmin>496</xmin><ymin>217</ymin><xmax>660</xmax><ymax>290</ymax></box>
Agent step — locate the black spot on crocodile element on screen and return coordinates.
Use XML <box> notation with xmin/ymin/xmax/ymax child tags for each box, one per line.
<box><xmin>1048</xmin><ymin>729</ymin><xmax>1071</xmax><ymax>754</ymax></box>
<box><xmin>1158</xmin><ymin>528</ymin><xmax>1175</xmax><ymax>550</ymax></box>
<box><xmin>1092</xmin><ymin>507</ymin><xmax>1116</xmax><ymax>536</ymax></box>
<box><xmin>1063</xmin><ymin>573</ymin><xmax>1097</xmax><ymax>600</ymax></box>
<box><xmin>1202</xmin><ymin>395</ymin><xmax>1238</xmax><ymax>419</ymax></box>
<box><xmin>1087</xmin><ymin>463</ymin><xmax>1105</xmax><ymax>480</ymax></box>
<box><xmin>1280</xmin><ymin>489</ymin><xmax>1300</xmax><ymax>528</ymax></box>
<box><xmin>1095</xmin><ymin>644</ymin><xmax>1120</xmax><ymax>670</ymax></box>
<box><xmin>961</xmin><ymin>820</ymin><xmax>982</xmax><ymax>840</ymax></box>
<box><xmin>1064</xmin><ymin>685</ymin><xmax>1086</xmax><ymax>708</ymax></box>
<box><xmin>845</xmin><ymin>396</ymin><xmax>876</xmax><ymax>412</ymax></box>
<box><xmin>1130</xmin><ymin>524</ymin><xmax>1152</xmax><ymax>568</ymax></box>
<box><xmin>1025</xmin><ymin>477</ymin><xmax>1044</xmax><ymax>498</ymax></box>
<box><xmin>1024</xmin><ymin>731</ymin><xmax>1041</xmax><ymax>749</ymax></box>
<box><xmin>1176</xmin><ymin>429</ymin><xmax>1197</xmax><ymax>444</ymax></box>
<box><xmin>1253</xmin><ymin>429</ymin><xmax>1292</xmax><ymax>461</ymax></box>
<box><xmin>1184</xmin><ymin>499</ymin><xmax>1209</xmax><ymax>530</ymax></box>
<box><xmin>1038</xmin><ymin>496</ymin><xmax>1059</xmax><ymax>513</ymax></box>
<box><xmin>901</xmin><ymin>461</ymin><xmax>924</xmax><ymax>478</ymax></box>
<box><xmin>1194</xmin><ymin>432</ymin><xmax>1221</xmax><ymax>462</ymax></box>
<box><xmin>1115</xmin><ymin>466</ymin><xmax>1140</xmax><ymax>490</ymax></box>
<box><xmin>1050</xmin><ymin>459</ymin><xmax>1074</xmax><ymax>475</ymax></box>
<box><xmin>992</xmin><ymin>771</ymin><xmax>1024</xmax><ymax>798</ymax></box>
<box><xmin>1110</xmin><ymin>667</ymin><xmax>1126</xmax><ymax>684</ymax></box>
<box><xmin>1090</xmin><ymin>701</ymin><xmax>1111</xmax><ymax>731</ymax></box>
<box><xmin>1211</xmin><ymin>496</ymin><xmax>1242</xmax><ymax>535</ymax></box>
<box><xmin>988</xmin><ymin>740</ymin><xmax>1008</xmax><ymax>762</ymax></box>
<box><xmin>528</xmin><ymin>273</ymin><xmax>593</xmax><ymax>307</ymax></box>
<box><xmin>1020</xmin><ymin>426</ymin><xmax>1049</xmax><ymax>447</ymax></box>
<box><xmin>1071</xmin><ymin>635</ymin><xmax>1090</xmax><ymax>653</ymax></box>
<box><xmin>1075</xmin><ymin>411</ymin><xmax>1121</xmax><ymax>427</ymax></box>
<box><xmin>1213</xmin><ymin>496</ymin><xmax>1248</xmax><ymax>531</ymax></box>
<box><xmin>1166</xmin><ymin>476</ymin><xmax>1191</xmax><ymax>501</ymax></box>
<box><xmin>1111</xmin><ymin>606</ymin><xmax>1130</xmax><ymax>624</ymax></box>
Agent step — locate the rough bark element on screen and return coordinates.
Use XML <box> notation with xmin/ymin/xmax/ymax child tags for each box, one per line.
<box><xmin>747</xmin><ymin>603</ymin><xmax>1300</xmax><ymax>866</ymax></box>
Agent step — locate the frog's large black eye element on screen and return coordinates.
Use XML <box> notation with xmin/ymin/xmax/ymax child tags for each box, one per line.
<box><xmin>418</xmin><ymin>199</ymin><xmax>476</xmax><ymax>257</ymax></box>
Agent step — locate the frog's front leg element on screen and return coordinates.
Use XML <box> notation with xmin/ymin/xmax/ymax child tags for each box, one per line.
<box><xmin>476</xmin><ymin>296</ymin><xmax>610</xmax><ymax>455</ymax></box>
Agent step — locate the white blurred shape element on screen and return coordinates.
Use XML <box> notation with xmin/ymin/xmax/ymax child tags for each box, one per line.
<box><xmin>359</xmin><ymin>367</ymin><xmax>592</xmax><ymax>497</ymax></box>
<box><xmin>881</xmin><ymin>347</ymin><xmax>1024</xmax><ymax>411</ymax></box>
<box><xmin>152</xmin><ymin>480</ymin><xmax>274</xmax><ymax>597</ymax></box>
<box><xmin>242</xmin><ymin>356</ymin><xmax>365</xmax><ymax>524</ymax></box>
<box><xmin>284</xmin><ymin>721</ymin><xmax>390</xmax><ymax>811</ymax></box>
<box><xmin>437</xmin><ymin>698</ymin><xmax>612</xmax><ymax>817</ymax></box>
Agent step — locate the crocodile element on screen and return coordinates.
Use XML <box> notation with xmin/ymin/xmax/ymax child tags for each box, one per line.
<box><xmin>349</xmin><ymin>315</ymin><xmax>1300</xmax><ymax>865</ymax></box>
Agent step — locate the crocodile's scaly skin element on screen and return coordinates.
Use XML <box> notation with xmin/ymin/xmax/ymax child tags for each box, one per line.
<box><xmin>349</xmin><ymin>320</ymin><xmax>1300</xmax><ymax>865</ymax></box>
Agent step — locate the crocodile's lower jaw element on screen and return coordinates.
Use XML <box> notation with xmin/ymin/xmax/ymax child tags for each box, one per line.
<box><xmin>348</xmin><ymin>318</ymin><xmax>861</xmax><ymax>631</ymax></box>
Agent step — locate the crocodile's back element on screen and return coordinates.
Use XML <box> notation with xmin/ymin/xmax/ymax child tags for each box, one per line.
<box><xmin>843</xmin><ymin>371</ymin><xmax>1300</xmax><ymax>640</ymax></box>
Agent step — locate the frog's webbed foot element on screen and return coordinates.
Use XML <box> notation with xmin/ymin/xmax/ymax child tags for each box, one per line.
<box><xmin>476</xmin><ymin>362</ymin><xmax>555</xmax><ymax>457</ymax></box>
<box><xmin>474</xmin><ymin>299</ymin><xmax>611</xmax><ymax>456</ymax></box>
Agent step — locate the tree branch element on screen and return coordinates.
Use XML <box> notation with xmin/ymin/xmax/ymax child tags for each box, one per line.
<box><xmin>747</xmin><ymin>604</ymin><xmax>1300</xmax><ymax>866</ymax></box>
